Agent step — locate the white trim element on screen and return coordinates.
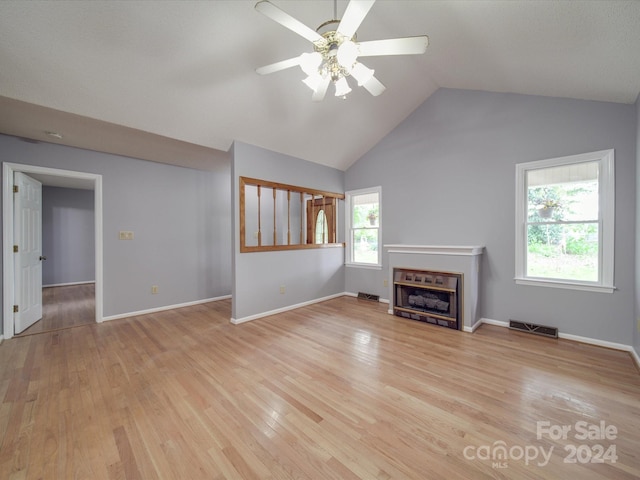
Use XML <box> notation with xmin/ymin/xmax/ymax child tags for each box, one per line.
<box><xmin>463</xmin><ymin>317</ymin><xmax>498</xmax><ymax>332</ymax></box>
<box><xmin>515</xmin><ymin>149</ymin><xmax>615</xmax><ymax>290</ymax></box>
<box><xmin>43</xmin><ymin>281</ymin><xmax>95</xmax><ymax>288</ymax></box>
<box><xmin>515</xmin><ymin>277</ymin><xmax>615</xmax><ymax>293</ymax></box>
<box><xmin>479</xmin><ymin>318</ymin><xmax>510</xmax><ymax>328</ymax></box>
<box><xmin>231</xmin><ymin>292</ymin><xmax>344</xmax><ymax>324</ymax></box>
<box><xmin>345</xmin><ymin>263</ymin><xmax>382</xmax><ymax>270</ymax></box>
<box><xmin>631</xmin><ymin>348</ymin><xmax>640</xmax><ymax>370</ymax></box>
<box><xmin>345</xmin><ymin>186</ymin><xmax>382</xmax><ymax>267</ymax></box>
<box><xmin>384</xmin><ymin>245</ymin><xmax>485</xmax><ymax>256</ymax></box>
<box><xmin>3</xmin><ymin>163</ymin><xmax>103</xmax><ymax>340</ymax></box>
<box><xmin>558</xmin><ymin>332</ymin><xmax>635</xmax><ymax>353</ymax></box>
<box><xmin>102</xmin><ymin>295</ymin><xmax>231</xmax><ymax>322</ymax></box>
<box><xmin>471</xmin><ymin>317</ymin><xmax>639</xmax><ymax>370</ymax></box>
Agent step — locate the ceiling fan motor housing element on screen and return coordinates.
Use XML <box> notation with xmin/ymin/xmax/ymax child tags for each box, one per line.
<box><xmin>313</xmin><ymin>26</ymin><xmax>362</xmax><ymax>83</ymax></box>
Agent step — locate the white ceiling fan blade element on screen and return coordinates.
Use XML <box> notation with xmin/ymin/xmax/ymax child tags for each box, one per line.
<box><xmin>358</xmin><ymin>36</ymin><xmax>429</xmax><ymax>56</ymax></box>
<box><xmin>362</xmin><ymin>75</ymin><xmax>385</xmax><ymax>96</ymax></box>
<box><xmin>255</xmin><ymin>1</ymin><xmax>325</xmax><ymax>44</ymax></box>
<box><xmin>337</xmin><ymin>0</ymin><xmax>376</xmax><ymax>39</ymax></box>
<box><xmin>256</xmin><ymin>56</ymin><xmax>302</xmax><ymax>75</ymax></box>
<box><xmin>312</xmin><ymin>77</ymin><xmax>330</xmax><ymax>102</ymax></box>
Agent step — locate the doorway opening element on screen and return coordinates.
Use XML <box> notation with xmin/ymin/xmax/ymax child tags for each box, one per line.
<box><xmin>2</xmin><ymin>163</ymin><xmax>103</xmax><ymax>340</ymax></box>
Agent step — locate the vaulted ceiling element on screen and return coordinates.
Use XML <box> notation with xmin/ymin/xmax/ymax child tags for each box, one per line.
<box><xmin>1</xmin><ymin>1</ymin><xmax>639</xmax><ymax>171</ymax></box>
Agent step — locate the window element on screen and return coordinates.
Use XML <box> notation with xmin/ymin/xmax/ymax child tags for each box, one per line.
<box><xmin>515</xmin><ymin>150</ymin><xmax>614</xmax><ymax>292</ymax></box>
<box><xmin>315</xmin><ymin>210</ymin><xmax>328</xmax><ymax>244</ymax></box>
<box><xmin>346</xmin><ymin>186</ymin><xmax>381</xmax><ymax>267</ymax></box>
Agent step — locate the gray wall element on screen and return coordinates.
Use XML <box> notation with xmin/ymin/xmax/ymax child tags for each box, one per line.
<box><xmin>635</xmin><ymin>96</ymin><xmax>640</xmax><ymax>358</ymax></box>
<box><xmin>0</xmin><ymin>134</ymin><xmax>232</xmax><ymax>329</ymax></box>
<box><xmin>42</xmin><ymin>186</ymin><xmax>95</xmax><ymax>286</ymax></box>
<box><xmin>231</xmin><ymin>141</ymin><xmax>344</xmax><ymax>321</ymax></box>
<box><xmin>346</xmin><ymin>88</ymin><xmax>636</xmax><ymax>346</ymax></box>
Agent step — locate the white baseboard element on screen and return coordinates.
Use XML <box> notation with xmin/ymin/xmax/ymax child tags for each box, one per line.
<box><xmin>631</xmin><ymin>347</ymin><xmax>640</xmax><ymax>370</ymax></box>
<box><xmin>464</xmin><ymin>318</ymin><xmax>502</xmax><ymax>333</ymax></box>
<box><xmin>478</xmin><ymin>317</ymin><xmax>509</xmax><ymax>328</ymax></box>
<box><xmin>559</xmin><ymin>332</ymin><xmax>640</xmax><ymax>370</ymax></box>
<box><xmin>102</xmin><ymin>295</ymin><xmax>231</xmax><ymax>322</ymax></box>
<box><xmin>231</xmin><ymin>292</ymin><xmax>345</xmax><ymax>325</ymax></box>
<box><xmin>44</xmin><ymin>280</ymin><xmax>95</xmax><ymax>288</ymax></box>
<box><xmin>474</xmin><ymin>317</ymin><xmax>639</xmax><ymax>368</ymax></box>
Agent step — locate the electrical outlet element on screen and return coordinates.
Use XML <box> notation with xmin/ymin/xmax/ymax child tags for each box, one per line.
<box><xmin>279</xmin><ymin>285</ymin><xmax>285</xmax><ymax>294</ymax></box>
<box><xmin>151</xmin><ymin>285</ymin><xmax>159</xmax><ymax>294</ymax></box>
<box><xmin>383</xmin><ymin>279</ymin><xmax>388</xmax><ymax>287</ymax></box>
<box><xmin>119</xmin><ymin>231</ymin><xmax>134</xmax><ymax>240</ymax></box>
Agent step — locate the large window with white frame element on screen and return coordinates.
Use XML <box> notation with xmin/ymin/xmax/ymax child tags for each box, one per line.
<box><xmin>346</xmin><ymin>186</ymin><xmax>381</xmax><ymax>267</ymax></box>
<box><xmin>515</xmin><ymin>149</ymin><xmax>615</xmax><ymax>292</ymax></box>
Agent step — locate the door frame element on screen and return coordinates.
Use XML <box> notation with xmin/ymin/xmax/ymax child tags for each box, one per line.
<box><xmin>3</xmin><ymin>163</ymin><xmax>103</xmax><ymax>339</ymax></box>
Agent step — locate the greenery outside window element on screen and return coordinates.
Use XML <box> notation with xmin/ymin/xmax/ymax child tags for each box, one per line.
<box><xmin>346</xmin><ymin>186</ymin><xmax>381</xmax><ymax>268</ymax></box>
<box><xmin>515</xmin><ymin>150</ymin><xmax>615</xmax><ymax>292</ymax></box>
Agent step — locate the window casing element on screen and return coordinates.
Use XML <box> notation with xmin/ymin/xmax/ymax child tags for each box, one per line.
<box><xmin>515</xmin><ymin>150</ymin><xmax>615</xmax><ymax>292</ymax></box>
<box><xmin>345</xmin><ymin>186</ymin><xmax>381</xmax><ymax>268</ymax></box>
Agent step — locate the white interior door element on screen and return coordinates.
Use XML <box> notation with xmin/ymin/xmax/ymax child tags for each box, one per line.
<box><xmin>14</xmin><ymin>172</ymin><xmax>43</xmax><ymax>334</ymax></box>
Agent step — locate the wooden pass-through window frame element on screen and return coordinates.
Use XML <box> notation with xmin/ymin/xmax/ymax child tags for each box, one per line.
<box><xmin>239</xmin><ymin>176</ymin><xmax>345</xmax><ymax>253</ymax></box>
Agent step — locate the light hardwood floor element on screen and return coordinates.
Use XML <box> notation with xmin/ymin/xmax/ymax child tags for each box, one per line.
<box><xmin>17</xmin><ymin>284</ymin><xmax>95</xmax><ymax>336</ymax></box>
<box><xmin>0</xmin><ymin>296</ymin><xmax>639</xmax><ymax>479</ymax></box>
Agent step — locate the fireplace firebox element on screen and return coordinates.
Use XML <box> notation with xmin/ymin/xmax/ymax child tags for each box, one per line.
<box><xmin>393</xmin><ymin>268</ymin><xmax>462</xmax><ymax>330</ymax></box>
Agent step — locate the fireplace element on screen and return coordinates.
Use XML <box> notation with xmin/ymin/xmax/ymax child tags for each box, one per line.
<box><xmin>393</xmin><ymin>268</ymin><xmax>462</xmax><ymax>330</ymax></box>
<box><xmin>385</xmin><ymin>245</ymin><xmax>484</xmax><ymax>331</ymax></box>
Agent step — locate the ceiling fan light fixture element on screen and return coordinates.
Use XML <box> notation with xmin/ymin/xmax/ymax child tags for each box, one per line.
<box><xmin>255</xmin><ymin>0</ymin><xmax>429</xmax><ymax>102</ymax></box>
<box><xmin>299</xmin><ymin>51</ymin><xmax>322</xmax><ymax>76</ymax></box>
<box><xmin>334</xmin><ymin>76</ymin><xmax>352</xmax><ymax>97</ymax></box>
<box><xmin>350</xmin><ymin>62</ymin><xmax>374</xmax><ymax>86</ymax></box>
<box><xmin>337</xmin><ymin>40</ymin><xmax>359</xmax><ymax>70</ymax></box>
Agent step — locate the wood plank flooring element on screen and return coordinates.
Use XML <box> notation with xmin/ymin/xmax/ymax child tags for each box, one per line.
<box><xmin>18</xmin><ymin>284</ymin><xmax>95</xmax><ymax>336</ymax></box>
<box><xmin>0</xmin><ymin>296</ymin><xmax>639</xmax><ymax>479</ymax></box>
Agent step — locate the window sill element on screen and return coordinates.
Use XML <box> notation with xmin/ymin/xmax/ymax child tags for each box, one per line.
<box><xmin>345</xmin><ymin>262</ymin><xmax>382</xmax><ymax>270</ymax></box>
<box><xmin>515</xmin><ymin>277</ymin><xmax>615</xmax><ymax>293</ymax></box>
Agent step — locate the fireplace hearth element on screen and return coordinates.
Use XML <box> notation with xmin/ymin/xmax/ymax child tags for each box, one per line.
<box><xmin>393</xmin><ymin>268</ymin><xmax>461</xmax><ymax>329</ymax></box>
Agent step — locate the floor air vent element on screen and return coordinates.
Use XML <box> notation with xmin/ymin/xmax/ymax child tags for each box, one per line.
<box><xmin>357</xmin><ymin>292</ymin><xmax>380</xmax><ymax>302</ymax></box>
<box><xmin>509</xmin><ymin>320</ymin><xmax>558</xmax><ymax>338</ymax></box>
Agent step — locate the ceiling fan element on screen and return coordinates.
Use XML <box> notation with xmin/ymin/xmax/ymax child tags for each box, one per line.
<box><xmin>255</xmin><ymin>0</ymin><xmax>429</xmax><ymax>101</ymax></box>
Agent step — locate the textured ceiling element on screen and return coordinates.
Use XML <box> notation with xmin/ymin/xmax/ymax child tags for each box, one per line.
<box><xmin>0</xmin><ymin>0</ymin><xmax>639</xmax><ymax>171</ymax></box>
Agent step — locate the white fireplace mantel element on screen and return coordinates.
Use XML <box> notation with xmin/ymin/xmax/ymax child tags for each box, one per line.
<box><xmin>384</xmin><ymin>244</ymin><xmax>484</xmax><ymax>256</ymax></box>
<box><xmin>385</xmin><ymin>244</ymin><xmax>485</xmax><ymax>331</ymax></box>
